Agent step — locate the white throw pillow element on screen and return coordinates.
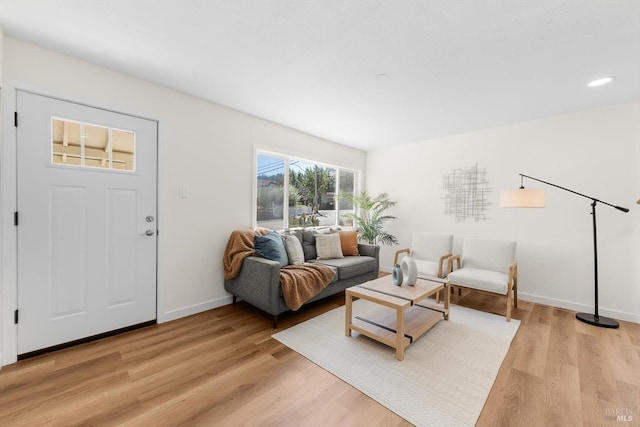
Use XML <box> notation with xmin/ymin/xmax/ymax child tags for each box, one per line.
<box><xmin>282</xmin><ymin>234</ymin><xmax>305</xmax><ymax>265</ymax></box>
<box><xmin>316</xmin><ymin>233</ymin><xmax>344</xmax><ymax>260</ymax></box>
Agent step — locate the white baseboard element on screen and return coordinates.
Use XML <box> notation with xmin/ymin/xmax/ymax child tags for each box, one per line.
<box><xmin>163</xmin><ymin>295</ymin><xmax>234</xmax><ymax>323</ymax></box>
<box><xmin>518</xmin><ymin>292</ymin><xmax>639</xmax><ymax>324</ymax></box>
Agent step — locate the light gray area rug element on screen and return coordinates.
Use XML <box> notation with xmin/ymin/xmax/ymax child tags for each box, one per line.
<box><xmin>272</xmin><ymin>300</ymin><xmax>520</xmax><ymax>427</ymax></box>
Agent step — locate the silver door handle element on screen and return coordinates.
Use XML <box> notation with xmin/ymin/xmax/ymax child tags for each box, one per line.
<box><xmin>140</xmin><ymin>229</ymin><xmax>155</xmax><ymax>236</ymax></box>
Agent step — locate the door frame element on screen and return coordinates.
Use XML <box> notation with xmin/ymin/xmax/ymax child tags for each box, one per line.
<box><xmin>1</xmin><ymin>81</ymin><xmax>167</xmax><ymax>366</ymax></box>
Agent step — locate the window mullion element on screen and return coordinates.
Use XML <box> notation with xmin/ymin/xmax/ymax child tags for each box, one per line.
<box><xmin>335</xmin><ymin>169</ymin><xmax>340</xmax><ymax>227</ymax></box>
<box><xmin>283</xmin><ymin>158</ymin><xmax>290</xmax><ymax>230</ymax></box>
<box><xmin>80</xmin><ymin>122</ymin><xmax>85</xmax><ymax>167</ymax></box>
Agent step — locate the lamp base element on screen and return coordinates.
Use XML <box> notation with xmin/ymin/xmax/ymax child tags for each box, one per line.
<box><xmin>576</xmin><ymin>312</ymin><xmax>619</xmax><ymax>329</ymax></box>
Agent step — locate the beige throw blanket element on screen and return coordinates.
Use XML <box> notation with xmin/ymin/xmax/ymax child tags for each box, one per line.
<box><xmin>280</xmin><ymin>264</ymin><xmax>335</xmax><ymax>311</ymax></box>
<box><xmin>223</xmin><ymin>229</ymin><xmax>335</xmax><ymax>310</ymax></box>
<box><xmin>223</xmin><ymin>229</ymin><xmax>260</xmax><ymax>280</ymax></box>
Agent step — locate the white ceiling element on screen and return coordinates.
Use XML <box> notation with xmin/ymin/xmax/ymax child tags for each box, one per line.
<box><xmin>1</xmin><ymin>1</ymin><xmax>639</xmax><ymax>151</ymax></box>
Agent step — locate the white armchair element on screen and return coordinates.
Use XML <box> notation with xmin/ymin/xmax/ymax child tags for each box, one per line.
<box><xmin>447</xmin><ymin>238</ymin><xmax>518</xmax><ymax>321</ymax></box>
<box><xmin>393</xmin><ymin>232</ymin><xmax>453</xmax><ymax>279</ymax></box>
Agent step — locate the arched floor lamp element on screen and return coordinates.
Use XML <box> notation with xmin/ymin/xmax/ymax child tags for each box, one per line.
<box><xmin>500</xmin><ymin>174</ymin><xmax>629</xmax><ymax>329</ymax></box>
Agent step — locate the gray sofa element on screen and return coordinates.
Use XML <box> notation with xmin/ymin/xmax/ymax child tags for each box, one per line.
<box><xmin>224</xmin><ymin>230</ymin><xmax>380</xmax><ymax>327</ymax></box>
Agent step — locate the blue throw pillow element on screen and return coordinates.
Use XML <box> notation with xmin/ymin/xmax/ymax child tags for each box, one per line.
<box><xmin>254</xmin><ymin>231</ymin><xmax>289</xmax><ymax>267</ymax></box>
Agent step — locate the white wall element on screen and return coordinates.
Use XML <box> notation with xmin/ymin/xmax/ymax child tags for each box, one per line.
<box><xmin>367</xmin><ymin>101</ymin><xmax>640</xmax><ymax>323</ymax></box>
<box><xmin>0</xmin><ymin>27</ymin><xmax>4</xmax><ymax>366</ymax></box>
<box><xmin>0</xmin><ymin>26</ymin><xmax>4</xmax><ymax>82</ymax></box>
<box><xmin>0</xmin><ymin>38</ymin><xmax>366</xmax><ymax>363</ymax></box>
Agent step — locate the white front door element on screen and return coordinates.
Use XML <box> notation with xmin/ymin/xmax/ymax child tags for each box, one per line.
<box><xmin>16</xmin><ymin>91</ymin><xmax>158</xmax><ymax>355</ymax></box>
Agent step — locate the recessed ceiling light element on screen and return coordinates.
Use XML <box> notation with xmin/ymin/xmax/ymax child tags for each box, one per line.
<box><xmin>587</xmin><ymin>76</ymin><xmax>614</xmax><ymax>87</ymax></box>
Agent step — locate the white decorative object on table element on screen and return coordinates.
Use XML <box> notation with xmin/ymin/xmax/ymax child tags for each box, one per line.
<box><xmin>401</xmin><ymin>256</ymin><xmax>418</xmax><ymax>286</ymax></box>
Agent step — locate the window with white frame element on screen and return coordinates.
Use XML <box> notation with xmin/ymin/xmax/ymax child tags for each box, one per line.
<box><xmin>255</xmin><ymin>150</ymin><xmax>357</xmax><ymax>230</ymax></box>
<box><xmin>51</xmin><ymin>117</ymin><xmax>136</xmax><ymax>171</ymax></box>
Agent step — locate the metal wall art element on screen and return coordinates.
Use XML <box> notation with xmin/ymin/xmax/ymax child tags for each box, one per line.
<box><xmin>442</xmin><ymin>164</ymin><xmax>491</xmax><ymax>222</ymax></box>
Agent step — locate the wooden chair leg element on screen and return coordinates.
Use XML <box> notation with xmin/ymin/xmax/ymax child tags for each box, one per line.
<box><xmin>272</xmin><ymin>315</ymin><xmax>279</xmax><ymax>329</ymax></box>
<box><xmin>506</xmin><ymin>288</ymin><xmax>512</xmax><ymax>322</ymax></box>
<box><xmin>232</xmin><ymin>296</ymin><xmax>237</xmax><ymax>304</ymax></box>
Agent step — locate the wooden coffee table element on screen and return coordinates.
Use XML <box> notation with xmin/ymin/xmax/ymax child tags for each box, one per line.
<box><xmin>345</xmin><ymin>275</ymin><xmax>449</xmax><ymax>361</ymax></box>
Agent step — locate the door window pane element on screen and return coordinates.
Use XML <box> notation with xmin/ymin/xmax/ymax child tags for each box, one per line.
<box><xmin>112</xmin><ymin>129</ymin><xmax>135</xmax><ymax>171</ymax></box>
<box><xmin>52</xmin><ymin>119</ymin><xmax>82</xmax><ymax>166</ymax></box>
<box><xmin>83</xmin><ymin>124</ymin><xmax>110</xmax><ymax>169</ymax></box>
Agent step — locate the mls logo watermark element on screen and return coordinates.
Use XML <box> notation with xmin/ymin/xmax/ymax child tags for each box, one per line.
<box><xmin>605</xmin><ymin>408</ymin><xmax>633</xmax><ymax>422</ymax></box>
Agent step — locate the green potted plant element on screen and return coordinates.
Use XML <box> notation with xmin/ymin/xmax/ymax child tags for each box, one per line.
<box><xmin>343</xmin><ymin>191</ymin><xmax>398</xmax><ymax>246</ymax></box>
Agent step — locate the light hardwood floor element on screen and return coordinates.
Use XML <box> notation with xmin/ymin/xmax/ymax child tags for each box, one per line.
<box><xmin>1</xmin><ymin>287</ymin><xmax>638</xmax><ymax>426</ymax></box>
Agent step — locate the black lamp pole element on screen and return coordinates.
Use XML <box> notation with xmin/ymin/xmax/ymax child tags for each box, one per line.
<box><xmin>520</xmin><ymin>174</ymin><xmax>629</xmax><ymax>329</ymax></box>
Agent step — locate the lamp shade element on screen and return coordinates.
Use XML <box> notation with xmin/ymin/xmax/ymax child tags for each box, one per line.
<box><xmin>500</xmin><ymin>188</ymin><xmax>545</xmax><ymax>208</ymax></box>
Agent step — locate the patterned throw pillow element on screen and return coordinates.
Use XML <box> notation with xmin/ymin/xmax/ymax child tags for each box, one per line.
<box><xmin>282</xmin><ymin>234</ymin><xmax>305</xmax><ymax>265</ymax></box>
<box><xmin>316</xmin><ymin>233</ymin><xmax>344</xmax><ymax>260</ymax></box>
<box><xmin>339</xmin><ymin>230</ymin><xmax>359</xmax><ymax>256</ymax></box>
<box><xmin>254</xmin><ymin>231</ymin><xmax>289</xmax><ymax>267</ymax></box>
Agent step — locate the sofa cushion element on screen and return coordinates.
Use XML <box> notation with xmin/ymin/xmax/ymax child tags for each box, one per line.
<box><xmin>339</xmin><ymin>230</ymin><xmax>359</xmax><ymax>256</ymax></box>
<box><xmin>312</xmin><ymin>256</ymin><xmax>376</xmax><ymax>280</ymax></box>
<box><xmin>282</xmin><ymin>234</ymin><xmax>305</xmax><ymax>265</ymax></box>
<box><xmin>254</xmin><ymin>231</ymin><xmax>288</xmax><ymax>267</ymax></box>
<box><xmin>316</xmin><ymin>233</ymin><xmax>344</xmax><ymax>260</ymax></box>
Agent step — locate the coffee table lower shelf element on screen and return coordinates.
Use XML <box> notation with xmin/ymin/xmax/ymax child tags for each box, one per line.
<box><xmin>349</xmin><ymin>305</ymin><xmax>445</xmax><ymax>353</ymax></box>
